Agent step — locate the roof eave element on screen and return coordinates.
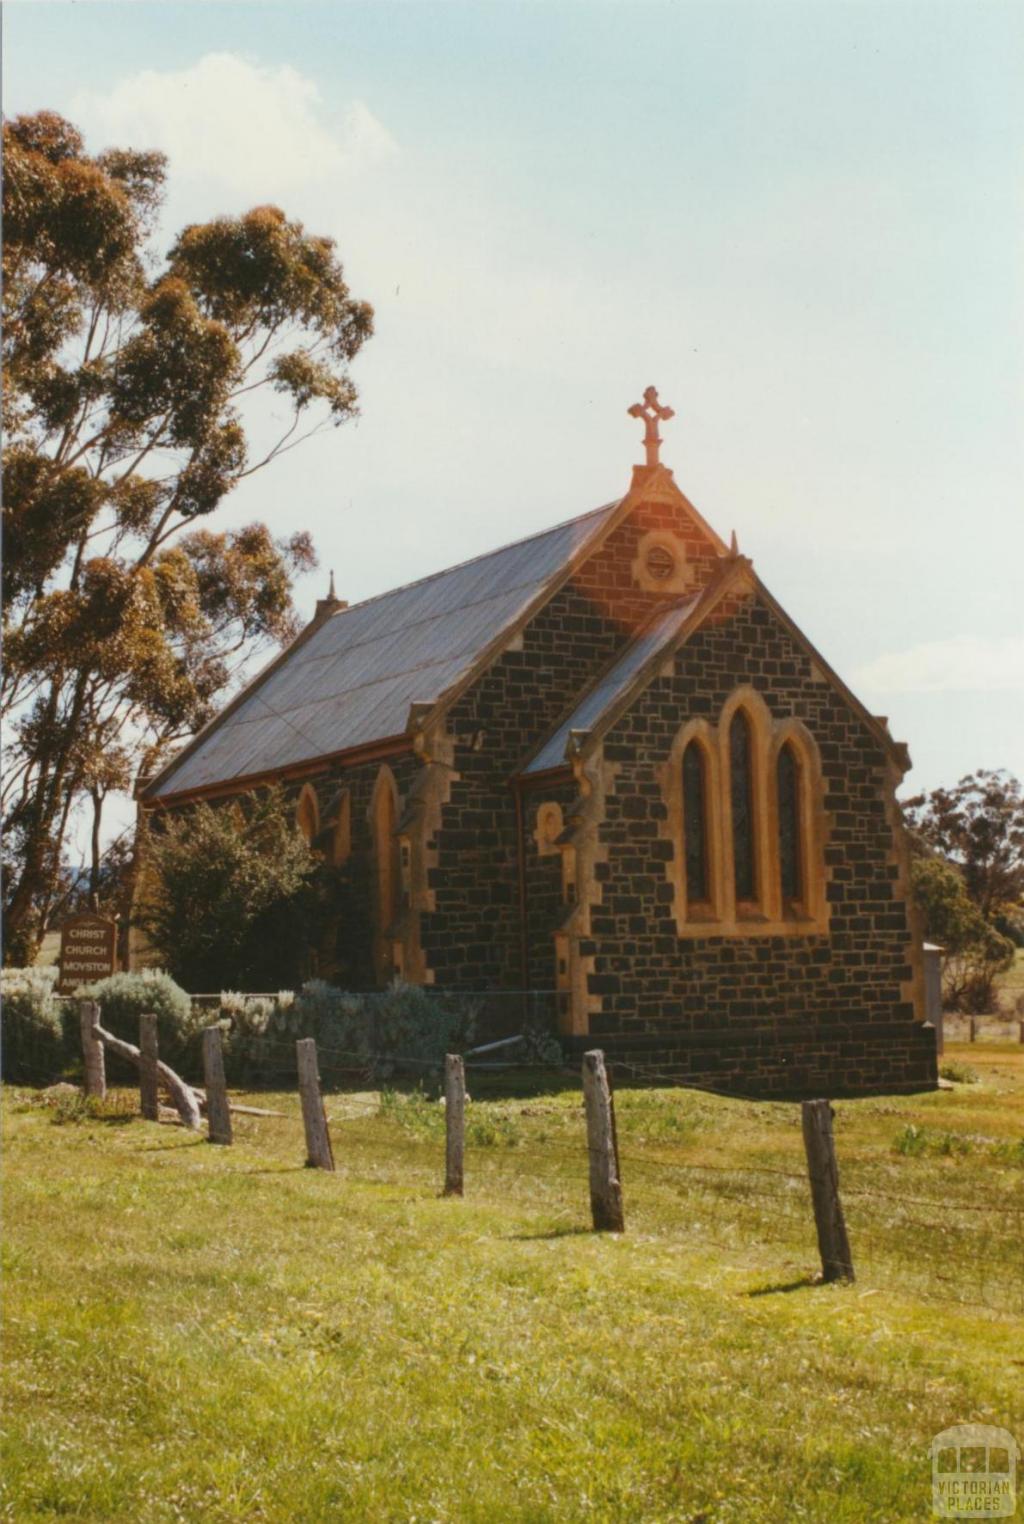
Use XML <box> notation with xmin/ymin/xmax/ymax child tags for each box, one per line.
<box><xmin>142</xmin><ymin>731</ymin><xmax>413</xmax><ymax>809</ymax></box>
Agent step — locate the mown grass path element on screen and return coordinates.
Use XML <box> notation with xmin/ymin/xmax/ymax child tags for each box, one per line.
<box><xmin>2</xmin><ymin>1044</ymin><xmax>1022</xmax><ymax>1522</ymax></box>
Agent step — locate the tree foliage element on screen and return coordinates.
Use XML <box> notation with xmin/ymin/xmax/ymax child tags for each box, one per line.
<box><xmin>2</xmin><ymin>112</ymin><xmax>372</xmax><ymax>962</ymax></box>
<box><xmin>904</xmin><ymin>770</ymin><xmax>1024</xmax><ymax>919</ymax></box>
<box><xmin>136</xmin><ymin>789</ymin><xmax>321</xmax><ymax>991</ymax></box>
<box><xmin>906</xmin><ymin>771</ymin><xmax>1021</xmax><ymax>1013</ymax></box>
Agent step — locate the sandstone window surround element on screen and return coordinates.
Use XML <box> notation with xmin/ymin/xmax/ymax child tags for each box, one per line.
<box><xmin>295</xmin><ymin>782</ymin><xmax>320</xmax><ymax>845</ymax></box>
<box><xmin>660</xmin><ymin>686</ymin><xmax>829</xmax><ymax>937</ymax></box>
<box><xmin>630</xmin><ymin>528</ymin><xmax>696</xmax><ymax>596</ymax></box>
<box><xmin>370</xmin><ymin>765</ymin><xmax>401</xmax><ymax>983</ymax></box>
<box><xmin>535</xmin><ymin>800</ymin><xmax>578</xmax><ymax>906</ymax></box>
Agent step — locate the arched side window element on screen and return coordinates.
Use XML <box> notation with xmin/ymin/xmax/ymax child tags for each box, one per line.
<box><xmin>777</xmin><ymin>742</ymin><xmax>803</xmax><ymax>907</ymax></box>
<box><xmin>371</xmin><ymin>767</ymin><xmax>400</xmax><ymax>984</ymax></box>
<box><xmin>330</xmin><ymin>791</ymin><xmax>352</xmax><ymax>867</ymax></box>
<box><xmin>729</xmin><ymin>709</ymin><xmax>758</xmax><ymax>906</ymax></box>
<box><xmin>296</xmin><ymin>784</ymin><xmax>319</xmax><ymax>846</ymax></box>
<box><xmin>682</xmin><ymin>741</ymin><xmax>711</xmax><ymax>908</ymax></box>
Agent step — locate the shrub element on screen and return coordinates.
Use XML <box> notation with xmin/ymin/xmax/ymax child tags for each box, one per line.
<box><xmin>49</xmin><ymin>1091</ymin><xmax>136</xmax><ymax>1126</ymax></box>
<box><xmin>0</xmin><ymin>966</ymin><xmax>65</xmax><ymax>1084</ymax></box>
<box><xmin>135</xmin><ymin>788</ymin><xmax>319</xmax><ymax>990</ymax></box>
<box><xmin>938</xmin><ymin>1061</ymin><xmax>979</xmax><ymax>1084</ymax></box>
<box><xmin>221</xmin><ymin>980</ymin><xmax>479</xmax><ymax>1087</ymax></box>
<box><xmin>83</xmin><ymin>969</ymin><xmax>200</xmax><ymax>1075</ymax></box>
<box><xmin>895</xmin><ymin>1124</ymin><xmax>971</xmax><ymax>1158</ymax></box>
<box><xmin>376</xmin><ymin>1087</ymin><xmax>519</xmax><ymax>1148</ymax></box>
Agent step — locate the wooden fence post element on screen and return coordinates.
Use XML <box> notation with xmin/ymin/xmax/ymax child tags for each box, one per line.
<box><xmin>296</xmin><ymin>1038</ymin><xmax>334</xmax><ymax>1171</ymax></box>
<box><xmin>443</xmin><ymin>1053</ymin><xmax>465</xmax><ymax>1197</ymax></box>
<box><xmin>969</xmin><ymin>1016</ymin><xmax>977</xmax><ymax>1043</ymax></box>
<box><xmin>582</xmin><ymin>1049</ymin><xmax>624</xmax><ymax>1232</ymax></box>
<box><xmin>79</xmin><ymin>1000</ymin><xmax>105</xmax><ymax>1099</ymax></box>
<box><xmin>203</xmin><ymin>1026</ymin><xmax>232</xmax><ymax>1145</ymax></box>
<box><xmin>139</xmin><ymin>1013</ymin><xmax>159</xmax><ymax>1121</ymax></box>
<box><xmin>1018</xmin><ymin>1019</ymin><xmax>1024</xmax><ymax>1046</ymax></box>
<box><xmin>801</xmin><ymin>1099</ymin><xmax>855</xmax><ymax>1283</ymax></box>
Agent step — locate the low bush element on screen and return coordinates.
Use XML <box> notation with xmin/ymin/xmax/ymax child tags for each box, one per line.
<box><xmin>938</xmin><ymin>1061</ymin><xmax>979</xmax><ymax>1085</ymax></box>
<box><xmin>83</xmin><ymin>970</ymin><xmax>201</xmax><ymax>1076</ymax></box>
<box><xmin>0</xmin><ymin>967</ymin><xmax>65</xmax><ymax>1085</ymax></box>
<box><xmin>220</xmin><ymin>980</ymin><xmax>480</xmax><ymax>1086</ymax></box>
<box><xmin>49</xmin><ymin>1091</ymin><xmax>137</xmax><ymax>1126</ymax></box>
<box><xmin>895</xmin><ymin>1123</ymin><xmax>971</xmax><ymax>1158</ymax></box>
<box><xmin>377</xmin><ymin>1087</ymin><xmax>519</xmax><ymax>1148</ymax></box>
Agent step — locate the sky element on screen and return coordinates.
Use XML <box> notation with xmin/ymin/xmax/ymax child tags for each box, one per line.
<box><xmin>5</xmin><ymin>0</ymin><xmax>1023</xmax><ymax>806</ymax></box>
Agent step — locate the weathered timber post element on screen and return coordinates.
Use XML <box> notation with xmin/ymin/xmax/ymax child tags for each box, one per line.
<box><xmin>969</xmin><ymin>1016</ymin><xmax>977</xmax><ymax>1043</ymax></box>
<box><xmin>582</xmin><ymin>1049</ymin><xmax>625</xmax><ymax>1232</ymax></box>
<box><xmin>443</xmin><ymin>1053</ymin><xmax>465</xmax><ymax>1197</ymax></box>
<box><xmin>139</xmin><ymin>1013</ymin><xmax>160</xmax><ymax>1121</ymax></box>
<box><xmin>296</xmin><ymin>1038</ymin><xmax>335</xmax><ymax>1171</ymax></box>
<box><xmin>1019</xmin><ymin>1019</ymin><xmax>1024</xmax><ymax>1046</ymax></box>
<box><xmin>801</xmin><ymin>1099</ymin><xmax>855</xmax><ymax>1283</ymax></box>
<box><xmin>79</xmin><ymin>1000</ymin><xmax>106</xmax><ymax>1099</ymax></box>
<box><xmin>203</xmin><ymin>1026</ymin><xmax>233</xmax><ymax>1146</ymax></box>
<box><xmin>92</xmin><ymin>1019</ymin><xmax>201</xmax><ymax>1129</ymax></box>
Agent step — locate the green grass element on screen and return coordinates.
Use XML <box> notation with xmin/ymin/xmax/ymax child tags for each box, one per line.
<box><xmin>3</xmin><ymin>1044</ymin><xmax>1023</xmax><ymax>1523</ymax></box>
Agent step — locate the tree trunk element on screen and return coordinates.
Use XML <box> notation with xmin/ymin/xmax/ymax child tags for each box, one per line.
<box><xmin>4</xmin><ymin>668</ymin><xmax>93</xmax><ymax>962</ymax></box>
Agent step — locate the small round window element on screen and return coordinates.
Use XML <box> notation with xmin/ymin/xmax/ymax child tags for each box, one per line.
<box><xmin>645</xmin><ymin>543</ymin><xmax>676</xmax><ymax>581</ymax></box>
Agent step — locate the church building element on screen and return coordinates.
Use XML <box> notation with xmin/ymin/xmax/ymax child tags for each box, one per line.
<box><xmin>140</xmin><ymin>391</ymin><xmax>938</xmax><ymax>1097</ymax></box>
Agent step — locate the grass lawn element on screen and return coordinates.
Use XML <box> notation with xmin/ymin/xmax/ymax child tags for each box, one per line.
<box><xmin>2</xmin><ymin>1044</ymin><xmax>1022</xmax><ymax>1523</ymax></box>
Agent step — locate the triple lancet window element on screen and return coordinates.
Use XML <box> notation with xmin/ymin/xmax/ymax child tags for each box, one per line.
<box><xmin>671</xmin><ymin>689</ymin><xmax>826</xmax><ymax>936</ymax></box>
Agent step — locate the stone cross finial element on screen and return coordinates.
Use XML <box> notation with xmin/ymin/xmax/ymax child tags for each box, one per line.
<box><xmin>628</xmin><ymin>386</ymin><xmax>675</xmax><ymax>467</ymax></box>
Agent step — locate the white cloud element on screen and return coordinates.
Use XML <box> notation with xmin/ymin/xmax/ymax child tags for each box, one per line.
<box><xmin>853</xmin><ymin>635</ymin><xmax>1024</xmax><ymax>695</ymax></box>
<box><xmin>71</xmin><ymin>52</ymin><xmax>396</xmax><ymax>201</ymax></box>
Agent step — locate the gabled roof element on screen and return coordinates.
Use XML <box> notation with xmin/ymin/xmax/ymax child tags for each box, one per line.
<box><xmin>519</xmin><ymin>556</ymin><xmax>909</xmax><ymax>778</ymax></box>
<box><xmin>144</xmin><ymin>500</ymin><xmax>620</xmax><ymax>801</ymax></box>
<box><xmin>521</xmin><ymin>593</ymin><xmax>703</xmax><ymax>774</ymax></box>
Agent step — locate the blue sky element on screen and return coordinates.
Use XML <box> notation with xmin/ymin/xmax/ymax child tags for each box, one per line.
<box><xmin>5</xmin><ymin>0</ymin><xmax>1022</xmax><ymax>798</ymax></box>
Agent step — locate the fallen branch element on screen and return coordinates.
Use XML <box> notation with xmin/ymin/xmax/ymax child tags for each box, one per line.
<box><xmin>91</xmin><ymin>1022</ymin><xmax>203</xmax><ymax>1131</ymax></box>
<box><xmin>190</xmin><ymin>1086</ymin><xmax>285</xmax><ymax>1118</ymax></box>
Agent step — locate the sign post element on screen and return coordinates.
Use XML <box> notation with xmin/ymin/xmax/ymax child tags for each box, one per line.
<box><xmin>57</xmin><ymin>913</ymin><xmax>117</xmax><ymax>995</ymax></box>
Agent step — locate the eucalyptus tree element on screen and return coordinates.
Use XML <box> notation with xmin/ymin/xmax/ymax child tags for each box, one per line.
<box><xmin>2</xmin><ymin>111</ymin><xmax>373</xmax><ymax>961</ymax></box>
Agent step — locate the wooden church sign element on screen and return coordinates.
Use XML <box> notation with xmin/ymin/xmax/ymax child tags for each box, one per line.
<box><xmin>57</xmin><ymin>912</ymin><xmax>117</xmax><ymax>994</ymax></box>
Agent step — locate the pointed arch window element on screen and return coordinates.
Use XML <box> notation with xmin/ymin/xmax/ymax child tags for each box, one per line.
<box><xmin>663</xmin><ymin>693</ymin><xmax>828</xmax><ymax>938</ymax></box>
<box><xmin>296</xmin><ymin>784</ymin><xmax>319</xmax><ymax>846</ymax></box>
<box><xmin>729</xmin><ymin>710</ymin><xmax>757</xmax><ymax>904</ymax></box>
<box><xmin>682</xmin><ymin>741</ymin><xmax>710</xmax><ymax>906</ymax></box>
<box><xmin>777</xmin><ymin>742</ymin><xmax>803</xmax><ymax>907</ymax></box>
<box><xmin>372</xmin><ymin>769</ymin><xmax>400</xmax><ymax>984</ymax></box>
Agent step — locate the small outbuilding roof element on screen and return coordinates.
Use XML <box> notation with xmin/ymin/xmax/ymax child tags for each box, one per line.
<box><xmin>146</xmin><ymin>500</ymin><xmax>620</xmax><ymax>800</ymax></box>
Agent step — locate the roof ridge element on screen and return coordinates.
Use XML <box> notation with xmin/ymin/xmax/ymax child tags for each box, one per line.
<box><xmin>319</xmin><ymin>499</ymin><xmax>621</xmax><ymax>623</ymax></box>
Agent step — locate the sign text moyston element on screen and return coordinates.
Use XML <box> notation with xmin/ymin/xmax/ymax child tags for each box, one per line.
<box><xmin>58</xmin><ymin>913</ymin><xmax>117</xmax><ymax>995</ymax></box>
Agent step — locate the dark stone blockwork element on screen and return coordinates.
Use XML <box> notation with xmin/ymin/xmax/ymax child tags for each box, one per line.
<box><xmin>141</xmin><ymin>465</ymin><xmax>936</xmax><ymax>1100</ymax></box>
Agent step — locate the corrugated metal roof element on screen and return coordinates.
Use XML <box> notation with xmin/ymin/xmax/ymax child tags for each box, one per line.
<box><xmin>151</xmin><ymin>501</ymin><xmax>620</xmax><ymax>798</ymax></box>
<box><xmin>521</xmin><ymin>594</ymin><xmax>702</xmax><ymax>774</ymax></box>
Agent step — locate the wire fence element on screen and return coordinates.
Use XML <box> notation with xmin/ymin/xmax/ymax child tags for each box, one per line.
<box><xmin>9</xmin><ymin>1009</ymin><xmax>1023</xmax><ymax>1319</ymax></box>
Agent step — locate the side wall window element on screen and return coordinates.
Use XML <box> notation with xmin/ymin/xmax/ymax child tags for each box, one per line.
<box><xmin>682</xmin><ymin>741</ymin><xmax>710</xmax><ymax>907</ymax></box>
<box><xmin>371</xmin><ymin>767</ymin><xmax>400</xmax><ymax>983</ymax></box>
<box><xmin>728</xmin><ymin>710</ymin><xmax>758</xmax><ymax>905</ymax></box>
<box><xmin>777</xmin><ymin>742</ymin><xmax>803</xmax><ymax>906</ymax></box>
<box><xmin>296</xmin><ymin>784</ymin><xmax>319</xmax><ymax>846</ymax></box>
